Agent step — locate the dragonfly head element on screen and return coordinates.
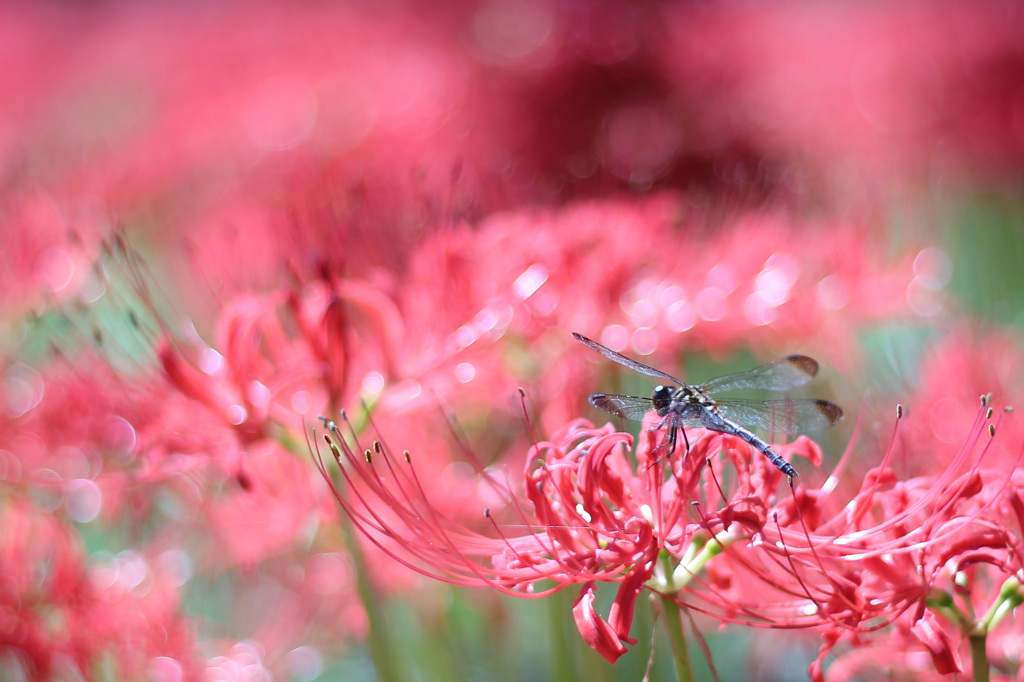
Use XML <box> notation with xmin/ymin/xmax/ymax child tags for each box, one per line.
<box><xmin>652</xmin><ymin>385</ymin><xmax>674</xmax><ymax>415</ymax></box>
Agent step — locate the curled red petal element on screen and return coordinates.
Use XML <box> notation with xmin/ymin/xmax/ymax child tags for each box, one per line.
<box><xmin>808</xmin><ymin>629</ymin><xmax>842</xmax><ymax>682</ymax></box>
<box><xmin>607</xmin><ymin>558</ymin><xmax>654</xmax><ymax>645</ymax></box>
<box><xmin>573</xmin><ymin>582</ymin><xmax>629</xmax><ymax>664</ymax></box>
<box><xmin>910</xmin><ymin>614</ymin><xmax>963</xmax><ymax>675</ymax></box>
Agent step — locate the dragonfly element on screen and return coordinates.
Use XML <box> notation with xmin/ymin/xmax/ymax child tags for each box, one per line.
<box><xmin>572</xmin><ymin>333</ymin><xmax>843</xmax><ymax>477</ymax></box>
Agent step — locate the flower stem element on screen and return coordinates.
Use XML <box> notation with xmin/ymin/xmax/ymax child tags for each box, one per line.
<box><xmin>547</xmin><ymin>588</ymin><xmax>577</xmax><ymax>681</ymax></box>
<box><xmin>661</xmin><ymin>594</ymin><xmax>694</xmax><ymax>682</ymax></box>
<box><xmin>979</xmin><ymin>576</ymin><xmax>1023</xmax><ymax>632</ymax></box>
<box><xmin>969</xmin><ymin>575</ymin><xmax>1023</xmax><ymax>681</ymax></box>
<box><xmin>341</xmin><ymin>512</ymin><xmax>404</xmax><ymax>682</ymax></box>
<box><xmin>969</xmin><ymin>634</ymin><xmax>989</xmax><ymax>682</ymax></box>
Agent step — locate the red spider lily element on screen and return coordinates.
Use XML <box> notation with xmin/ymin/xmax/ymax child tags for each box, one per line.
<box><xmin>316</xmin><ymin>384</ymin><xmax>1024</xmax><ymax>677</ymax></box>
<box><xmin>4</xmin><ymin>2</ymin><xmax>1022</xmax><ymax>681</ymax></box>
<box><xmin>721</xmin><ymin>398</ymin><xmax>1023</xmax><ymax>681</ymax></box>
<box><xmin>313</xmin><ymin>404</ymin><xmax>818</xmax><ymax>663</ymax></box>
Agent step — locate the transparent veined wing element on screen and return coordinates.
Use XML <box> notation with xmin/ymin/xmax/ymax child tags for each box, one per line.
<box><xmin>589</xmin><ymin>394</ymin><xmax>706</xmax><ymax>428</ymax></box>
<box><xmin>712</xmin><ymin>398</ymin><xmax>843</xmax><ymax>434</ymax></box>
<box><xmin>699</xmin><ymin>355</ymin><xmax>819</xmax><ymax>393</ymax></box>
<box><xmin>573</xmin><ymin>333</ymin><xmax>684</xmax><ymax>386</ymax></box>
<box><xmin>588</xmin><ymin>394</ymin><xmax>657</xmax><ymax>421</ymax></box>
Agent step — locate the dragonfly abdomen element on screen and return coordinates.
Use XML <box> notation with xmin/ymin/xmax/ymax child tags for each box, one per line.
<box><xmin>702</xmin><ymin>412</ymin><xmax>798</xmax><ymax>477</ymax></box>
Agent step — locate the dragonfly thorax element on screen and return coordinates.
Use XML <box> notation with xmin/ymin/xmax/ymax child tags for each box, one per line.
<box><xmin>651</xmin><ymin>384</ymin><xmax>714</xmax><ymax>417</ymax></box>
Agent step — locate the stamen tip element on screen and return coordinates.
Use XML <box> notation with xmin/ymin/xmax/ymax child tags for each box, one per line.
<box><xmin>896</xmin><ymin>403</ymin><xmax>903</xmax><ymax>419</ymax></box>
<box><xmin>364</xmin><ymin>449</ymin><xmax>373</xmax><ymax>463</ymax></box>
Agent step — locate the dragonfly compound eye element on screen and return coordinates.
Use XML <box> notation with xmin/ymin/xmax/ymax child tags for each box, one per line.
<box><xmin>651</xmin><ymin>385</ymin><xmax>674</xmax><ymax>413</ymax></box>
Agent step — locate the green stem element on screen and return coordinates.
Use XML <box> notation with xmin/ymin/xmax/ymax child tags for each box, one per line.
<box><xmin>926</xmin><ymin>588</ymin><xmax>970</xmax><ymax>630</ymax></box>
<box><xmin>661</xmin><ymin>594</ymin><xmax>694</xmax><ymax>682</ymax></box>
<box><xmin>322</xmin><ymin>432</ymin><xmax>403</xmax><ymax>681</ymax></box>
<box><xmin>547</xmin><ymin>589</ymin><xmax>576</xmax><ymax>682</ymax></box>
<box><xmin>668</xmin><ymin>532</ymin><xmax>735</xmax><ymax>589</ymax></box>
<box><xmin>340</xmin><ymin>512</ymin><xmax>404</xmax><ymax>682</ymax></box>
<box><xmin>969</xmin><ymin>635</ymin><xmax>989</xmax><ymax>682</ymax></box>
<box><xmin>967</xmin><ymin>576</ymin><xmax>1023</xmax><ymax>682</ymax></box>
<box><xmin>978</xmin><ymin>576</ymin><xmax>1023</xmax><ymax>632</ymax></box>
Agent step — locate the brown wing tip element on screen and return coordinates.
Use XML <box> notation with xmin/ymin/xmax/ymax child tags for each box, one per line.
<box><xmin>815</xmin><ymin>399</ymin><xmax>844</xmax><ymax>424</ymax></box>
<box><xmin>784</xmin><ymin>354</ymin><xmax>820</xmax><ymax>377</ymax></box>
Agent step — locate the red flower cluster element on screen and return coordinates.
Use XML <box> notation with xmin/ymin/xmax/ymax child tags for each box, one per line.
<box><xmin>317</xmin><ymin>386</ymin><xmax>1024</xmax><ymax>677</ymax></box>
<box><xmin>3</xmin><ymin>0</ymin><xmax>1024</xmax><ymax>679</ymax></box>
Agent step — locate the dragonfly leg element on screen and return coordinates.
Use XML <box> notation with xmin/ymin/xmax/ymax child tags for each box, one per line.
<box><xmin>649</xmin><ymin>416</ymin><xmax>677</xmax><ymax>459</ymax></box>
<box><xmin>652</xmin><ymin>421</ymin><xmax>691</xmax><ymax>463</ymax></box>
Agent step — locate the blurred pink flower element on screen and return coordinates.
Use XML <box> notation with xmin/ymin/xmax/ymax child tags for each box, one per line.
<box><xmin>891</xmin><ymin>329</ymin><xmax>1024</xmax><ymax>473</ymax></box>
<box><xmin>0</xmin><ymin>501</ymin><xmax>199</xmax><ymax>680</ymax></box>
<box><xmin>209</xmin><ymin>440</ymin><xmax>319</xmax><ymax>567</ymax></box>
<box><xmin>0</xmin><ymin>189</ymin><xmax>106</xmax><ymax>315</ymax></box>
<box><xmin>157</xmin><ymin>273</ymin><xmax>408</xmax><ymax>443</ymax></box>
<box><xmin>408</xmin><ymin>197</ymin><xmax>926</xmax><ymax>361</ymax></box>
<box><xmin>0</xmin><ymin>355</ymin><xmax>237</xmax><ymax>520</ymax></box>
<box><xmin>392</xmin><ymin>195</ymin><xmax>937</xmax><ymax>437</ymax></box>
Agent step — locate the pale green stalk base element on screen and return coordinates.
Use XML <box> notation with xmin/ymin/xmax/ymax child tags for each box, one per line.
<box><xmin>969</xmin><ymin>635</ymin><xmax>989</xmax><ymax>682</ymax></box>
<box><xmin>661</xmin><ymin>594</ymin><xmax>694</xmax><ymax>682</ymax></box>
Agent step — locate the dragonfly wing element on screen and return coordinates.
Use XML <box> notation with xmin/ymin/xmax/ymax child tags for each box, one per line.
<box><xmin>699</xmin><ymin>355</ymin><xmax>819</xmax><ymax>393</ymax></box>
<box><xmin>712</xmin><ymin>398</ymin><xmax>843</xmax><ymax>434</ymax></box>
<box><xmin>573</xmin><ymin>333</ymin><xmax>684</xmax><ymax>386</ymax></box>
<box><xmin>664</xmin><ymin>414</ymin><xmax>707</xmax><ymax>429</ymax></box>
<box><xmin>588</xmin><ymin>394</ymin><xmax>657</xmax><ymax>421</ymax></box>
<box><xmin>589</xmin><ymin>394</ymin><xmax>705</xmax><ymax>428</ymax></box>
